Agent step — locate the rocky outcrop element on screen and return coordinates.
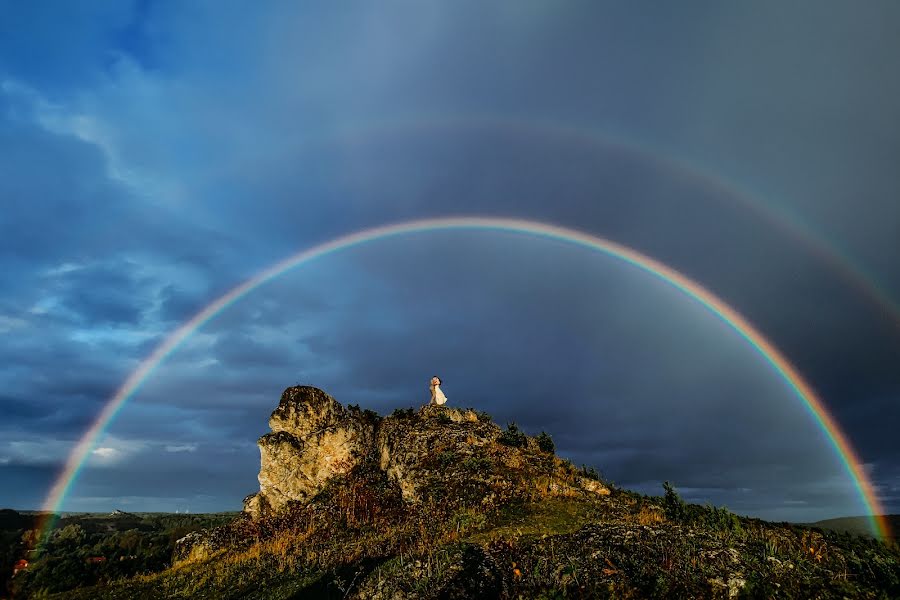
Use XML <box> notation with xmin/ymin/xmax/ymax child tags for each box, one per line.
<box><xmin>243</xmin><ymin>387</ymin><xmax>378</xmax><ymax>518</ymax></box>
<box><xmin>242</xmin><ymin>386</ymin><xmax>609</xmax><ymax>520</ymax></box>
<box><xmin>377</xmin><ymin>404</ymin><xmax>493</xmax><ymax>503</ymax></box>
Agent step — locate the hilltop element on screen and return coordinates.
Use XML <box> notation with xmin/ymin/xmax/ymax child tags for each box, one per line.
<box><xmin>20</xmin><ymin>386</ymin><xmax>900</xmax><ymax>598</ymax></box>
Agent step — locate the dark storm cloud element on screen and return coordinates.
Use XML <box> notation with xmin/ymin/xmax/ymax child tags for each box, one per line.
<box><xmin>210</xmin><ymin>332</ymin><xmax>301</xmax><ymax>369</ymax></box>
<box><xmin>0</xmin><ymin>464</ymin><xmax>58</xmax><ymax>510</ymax></box>
<box><xmin>0</xmin><ymin>396</ymin><xmax>48</xmax><ymax>422</ymax></box>
<box><xmin>37</xmin><ymin>259</ymin><xmax>156</xmax><ymax>326</ymax></box>
<box><xmin>157</xmin><ymin>284</ymin><xmax>208</xmax><ymax>324</ymax></box>
<box><xmin>1</xmin><ymin>1</ymin><xmax>898</xmax><ymax>521</ymax></box>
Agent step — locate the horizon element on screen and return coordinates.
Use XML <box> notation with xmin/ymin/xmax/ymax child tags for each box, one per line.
<box><xmin>4</xmin><ymin>390</ymin><xmax>895</xmax><ymax>527</ymax></box>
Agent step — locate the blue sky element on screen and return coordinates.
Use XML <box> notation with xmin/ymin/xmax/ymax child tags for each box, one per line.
<box><xmin>1</xmin><ymin>1</ymin><xmax>898</xmax><ymax>522</ymax></box>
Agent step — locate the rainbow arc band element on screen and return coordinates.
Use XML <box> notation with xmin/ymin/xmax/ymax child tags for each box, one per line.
<box><xmin>328</xmin><ymin>115</ymin><xmax>900</xmax><ymax>331</ymax></box>
<box><xmin>38</xmin><ymin>217</ymin><xmax>889</xmax><ymax>541</ymax></box>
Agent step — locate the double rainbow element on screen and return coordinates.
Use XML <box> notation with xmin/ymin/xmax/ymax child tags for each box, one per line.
<box><xmin>38</xmin><ymin>217</ymin><xmax>889</xmax><ymax>540</ymax></box>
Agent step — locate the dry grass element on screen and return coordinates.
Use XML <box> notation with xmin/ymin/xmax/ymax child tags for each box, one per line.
<box><xmin>634</xmin><ymin>505</ymin><xmax>666</xmax><ymax>526</ymax></box>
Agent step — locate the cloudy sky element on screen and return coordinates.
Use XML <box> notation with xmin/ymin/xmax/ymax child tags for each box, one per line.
<box><xmin>1</xmin><ymin>1</ymin><xmax>898</xmax><ymax>523</ymax></box>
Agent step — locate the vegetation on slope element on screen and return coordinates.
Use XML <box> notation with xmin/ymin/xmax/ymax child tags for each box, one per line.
<box><xmin>3</xmin><ymin>511</ymin><xmax>235</xmax><ymax>598</ymax></box>
<box><xmin>29</xmin><ymin>405</ymin><xmax>899</xmax><ymax>599</ymax></box>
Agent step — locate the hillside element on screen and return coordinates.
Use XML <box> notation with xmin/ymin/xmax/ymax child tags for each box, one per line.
<box><xmin>809</xmin><ymin>515</ymin><xmax>900</xmax><ymax>541</ymax></box>
<box><xmin>18</xmin><ymin>386</ymin><xmax>900</xmax><ymax>599</ymax></box>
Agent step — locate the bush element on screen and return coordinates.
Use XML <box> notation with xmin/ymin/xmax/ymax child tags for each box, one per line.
<box><xmin>346</xmin><ymin>405</ymin><xmax>381</xmax><ymax>425</ymax></box>
<box><xmin>391</xmin><ymin>408</ymin><xmax>414</xmax><ymax>419</ymax></box>
<box><xmin>662</xmin><ymin>481</ymin><xmax>686</xmax><ymax>522</ymax></box>
<box><xmin>580</xmin><ymin>465</ymin><xmax>602</xmax><ymax>481</ymax></box>
<box><xmin>437</xmin><ymin>450</ymin><xmax>457</xmax><ymax>468</ymax></box>
<box><xmin>474</xmin><ymin>410</ymin><xmax>493</xmax><ymax>423</ymax></box>
<box><xmin>701</xmin><ymin>504</ymin><xmax>743</xmax><ymax>534</ymax></box>
<box><xmin>462</xmin><ymin>455</ymin><xmax>491</xmax><ymax>472</ymax></box>
<box><xmin>497</xmin><ymin>423</ymin><xmax>527</xmax><ymax>448</ymax></box>
<box><xmin>535</xmin><ymin>432</ymin><xmax>555</xmax><ymax>454</ymax></box>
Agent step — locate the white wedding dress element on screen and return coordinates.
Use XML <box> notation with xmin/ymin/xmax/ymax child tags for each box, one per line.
<box><xmin>431</xmin><ymin>384</ymin><xmax>448</xmax><ymax>405</ymax></box>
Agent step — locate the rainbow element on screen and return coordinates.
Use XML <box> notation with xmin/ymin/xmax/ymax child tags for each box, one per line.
<box><xmin>38</xmin><ymin>217</ymin><xmax>890</xmax><ymax>541</ymax></box>
<box><xmin>326</xmin><ymin>115</ymin><xmax>900</xmax><ymax>331</ymax></box>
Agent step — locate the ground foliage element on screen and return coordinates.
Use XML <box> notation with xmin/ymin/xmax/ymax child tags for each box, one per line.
<box><xmin>2</xmin><ymin>511</ymin><xmax>235</xmax><ymax>598</ymax></box>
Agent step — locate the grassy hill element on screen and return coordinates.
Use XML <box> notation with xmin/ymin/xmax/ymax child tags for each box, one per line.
<box><xmin>808</xmin><ymin>515</ymin><xmax>900</xmax><ymax>541</ymax></box>
<box><xmin>10</xmin><ymin>403</ymin><xmax>895</xmax><ymax>600</ymax></box>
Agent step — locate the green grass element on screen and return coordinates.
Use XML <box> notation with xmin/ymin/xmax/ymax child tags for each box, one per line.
<box><xmin>466</xmin><ymin>498</ymin><xmax>604</xmax><ymax>544</ymax></box>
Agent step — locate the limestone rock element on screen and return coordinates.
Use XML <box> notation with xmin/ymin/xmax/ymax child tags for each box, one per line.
<box><xmin>247</xmin><ymin>386</ymin><xmax>377</xmax><ymax>517</ymax></box>
<box><xmin>269</xmin><ymin>386</ymin><xmax>347</xmax><ymax>435</ymax></box>
<box><xmin>578</xmin><ymin>476</ymin><xmax>611</xmax><ymax>496</ymax></box>
<box><xmin>377</xmin><ymin>405</ymin><xmax>500</xmax><ymax>502</ymax></box>
<box><xmin>173</xmin><ymin>531</ymin><xmax>213</xmax><ymax>564</ymax></box>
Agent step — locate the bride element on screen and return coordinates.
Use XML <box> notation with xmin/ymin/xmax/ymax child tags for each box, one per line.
<box><xmin>430</xmin><ymin>376</ymin><xmax>448</xmax><ymax>406</ymax></box>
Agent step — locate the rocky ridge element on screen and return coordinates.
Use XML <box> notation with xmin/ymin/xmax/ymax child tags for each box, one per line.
<box><xmin>242</xmin><ymin>386</ymin><xmax>607</xmax><ymax>519</ymax></box>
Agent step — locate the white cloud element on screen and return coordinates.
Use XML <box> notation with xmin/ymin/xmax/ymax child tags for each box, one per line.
<box><xmin>42</xmin><ymin>262</ymin><xmax>86</xmax><ymax>277</ymax></box>
<box><xmin>86</xmin><ymin>436</ymin><xmax>147</xmax><ymax>467</ymax></box>
<box><xmin>91</xmin><ymin>447</ymin><xmax>119</xmax><ymax>459</ymax></box>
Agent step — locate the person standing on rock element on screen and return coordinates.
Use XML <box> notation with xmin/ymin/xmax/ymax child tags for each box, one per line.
<box><xmin>430</xmin><ymin>376</ymin><xmax>448</xmax><ymax>405</ymax></box>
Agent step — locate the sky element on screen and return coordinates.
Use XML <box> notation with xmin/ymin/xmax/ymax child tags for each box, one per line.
<box><xmin>1</xmin><ymin>1</ymin><xmax>898</xmax><ymax>523</ymax></box>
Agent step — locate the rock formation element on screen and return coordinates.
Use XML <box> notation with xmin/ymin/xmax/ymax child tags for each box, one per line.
<box><xmin>241</xmin><ymin>386</ymin><xmax>608</xmax><ymax>519</ymax></box>
<box><xmin>243</xmin><ymin>387</ymin><xmax>377</xmax><ymax>518</ymax></box>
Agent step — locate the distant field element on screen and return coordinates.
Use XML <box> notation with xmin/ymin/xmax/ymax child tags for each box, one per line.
<box><xmin>808</xmin><ymin>514</ymin><xmax>900</xmax><ymax>539</ymax></box>
<box><xmin>1</xmin><ymin>508</ymin><xmax>238</xmax><ymax>598</ymax></box>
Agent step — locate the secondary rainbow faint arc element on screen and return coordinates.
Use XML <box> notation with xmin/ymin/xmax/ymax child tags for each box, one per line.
<box><xmin>40</xmin><ymin>216</ymin><xmax>890</xmax><ymax>540</ymax></box>
<box><xmin>327</xmin><ymin>115</ymin><xmax>900</xmax><ymax>332</ymax></box>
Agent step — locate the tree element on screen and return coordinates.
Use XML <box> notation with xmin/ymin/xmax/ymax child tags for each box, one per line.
<box><xmin>55</xmin><ymin>524</ymin><xmax>85</xmax><ymax>547</ymax></box>
<box><xmin>662</xmin><ymin>481</ymin><xmax>686</xmax><ymax>522</ymax></box>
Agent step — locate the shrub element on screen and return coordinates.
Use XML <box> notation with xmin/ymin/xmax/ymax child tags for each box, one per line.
<box><xmin>580</xmin><ymin>465</ymin><xmax>602</xmax><ymax>481</ymax></box>
<box><xmin>662</xmin><ymin>481</ymin><xmax>686</xmax><ymax>522</ymax></box>
<box><xmin>391</xmin><ymin>408</ymin><xmax>414</xmax><ymax>419</ymax></box>
<box><xmin>437</xmin><ymin>450</ymin><xmax>457</xmax><ymax>468</ymax></box>
<box><xmin>498</xmin><ymin>423</ymin><xmax>527</xmax><ymax>448</ymax></box>
<box><xmin>436</xmin><ymin>412</ymin><xmax>453</xmax><ymax>424</ymax></box>
<box><xmin>462</xmin><ymin>455</ymin><xmax>491</xmax><ymax>472</ymax></box>
<box><xmin>702</xmin><ymin>504</ymin><xmax>743</xmax><ymax>534</ymax></box>
<box><xmin>474</xmin><ymin>410</ymin><xmax>493</xmax><ymax>423</ymax></box>
<box><xmin>535</xmin><ymin>432</ymin><xmax>555</xmax><ymax>454</ymax></box>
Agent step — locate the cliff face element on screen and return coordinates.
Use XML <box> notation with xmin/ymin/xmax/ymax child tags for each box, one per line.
<box><xmin>243</xmin><ymin>387</ymin><xmax>377</xmax><ymax>517</ymax></box>
<box><xmin>242</xmin><ymin>386</ymin><xmax>608</xmax><ymax>519</ymax></box>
